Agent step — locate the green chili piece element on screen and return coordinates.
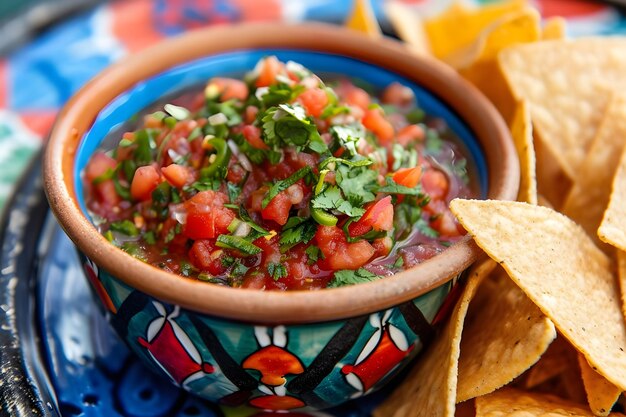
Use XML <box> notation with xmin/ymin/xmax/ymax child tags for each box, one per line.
<box><xmin>216</xmin><ymin>235</ymin><xmax>261</xmax><ymax>256</ymax></box>
<box><xmin>311</xmin><ymin>207</ymin><xmax>338</xmax><ymax>227</ymax></box>
<box><xmin>200</xmin><ymin>138</ymin><xmax>231</xmax><ymax>179</ymax></box>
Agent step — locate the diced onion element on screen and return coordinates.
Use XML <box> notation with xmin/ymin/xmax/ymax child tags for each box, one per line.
<box><xmin>208</xmin><ymin>113</ymin><xmax>228</xmax><ymax>126</ymax></box>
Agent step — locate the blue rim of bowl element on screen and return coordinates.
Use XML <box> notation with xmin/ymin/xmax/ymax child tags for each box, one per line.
<box><xmin>74</xmin><ymin>49</ymin><xmax>488</xmax><ymax>217</ymax></box>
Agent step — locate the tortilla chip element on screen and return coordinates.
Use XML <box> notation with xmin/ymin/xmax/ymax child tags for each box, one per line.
<box><xmin>475</xmin><ymin>388</ymin><xmax>626</xmax><ymax>416</ymax></box>
<box><xmin>449</xmin><ymin>7</ymin><xmax>541</xmax><ymax>69</ymax></box>
<box><xmin>423</xmin><ymin>0</ymin><xmax>528</xmax><ymax>61</ymax></box>
<box><xmin>542</xmin><ymin>17</ymin><xmax>567</xmax><ymax>40</ymax></box>
<box><xmin>598</xmin><ymin>145</ymin><xmax>626</xmax><ymax>252</ymax></box>
<box><xmin>345</xmin><ymin>0</ymin><xmax>381</xmax><ymax>37</ymax></box>
<box><xmin>373</xmin><ymin>259</ymin><xmax>496</xmax><ymax>417</ymax></box>
<box><xmin>449</xmin><ymin>199</ymin><xmax>626</xmax><ymax>393</ymax></box>
<box><xmin>534</xmin><ymin>132</ymin><xmax>572</xmax><ymax>209</ymax></box>
<box><xmin>562</xmin><ymin>94</ymin><xmax>626</xmax><ymax>250</ymax></box>
<box><xmin>509</xmin><ymin>100</ymin><xmax>537</xmax><ymax>204</ymax></box>
<box><xmin>499</xmin><ymin>38</ymin><xmax>626</xmax><ymax>179</ymax></box>
<box><xmin>578</xmin><ymin>354</ymin><xmax>622</xmax><ymax>416</ymax></box>
<box><xmin>617</xmin><ymin>250</ymin><xmax>626</xmax><ymax>331</ymax></box>
<box><xmin>385</xmin><ymin>1</ymin><xmax>431</xmax><ymax>55</ymax></box>
<box><xmin>456</xmin><ymin>266</ymin><xmax>555</xmax><ymax>402</ymax></box>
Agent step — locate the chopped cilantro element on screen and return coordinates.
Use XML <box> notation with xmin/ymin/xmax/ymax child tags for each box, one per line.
<box><xmin>189</xmin><ymin>177</ymin><xmax>220</xmax><ymax>192</ymax></box>
<box><xmin>311</xmin><ymin>185</ymin><xmax>365</xmax><ymax>218</ymax></box>
<box><xmin>336</xmin><ymin>165</ymin><xmax>377</xmax><ymax>207</ymax></box>
<box><xmin>327</xmin><ymin>268</ymin><xmax>381</xmax><ymax>288</ymax></box>
<box><xmin>415</xmin><ymin>217</ymin><xmax>440</xmax><ymax>239</ymax></box>
<box><xmin>305</xmin><ymin>245</ymin><xmax>320</xmax><ymax>264</ymax></box>
<box><xmin>227</xmin><ymin>182</ymin><xmax>242</xmax><ymax>203</ymax></box>
<box><xmin>262</xmin><ymin>104</ymin><xmax>327</xmax><ymax>153</ymax></box>
<box><xmin>279</xmin><ymin>217</ymin><xmax>317</xmax><ymax>251</ymax></box>
<box><xmin>268</xmin><ymin>263</ymin><xmax>287</xmax><ymax>281</ymax></box>
<box><xmin>133</xmin><ymin>129</ymin><xmax>158</xmax><ymax>166</ymax></box>
<box><xmin>180</xmin><ymin>261</ymin><xmax>196</xmax><ymax>277</ymax></box>
<box><xmin>259</xmin><ymin>83</ymin><xmax>305</xmax><ymax>107</ymax></box>
<box><xmin>239</xmin><ymin>205</ymin><xmax>270</xmax><ymax>236</ymax></box>
<box><xmin>378</xmin><ymin>177</ymin><xmax>427</xmax><ymax>196</ymax></box>
<box><xmin>262</xmin><ymin>166</ymin><xmax>312</xmax><ymax>209</ymax></box>
<box><xmin>329</xmin><ymin>124</ymin><xmax>364</xmax><ymax>156</ymax></box>
<box><xmin>143</xmin><ymin>231</ymin><xmax>156</xmax><ymax>245</ymax></box>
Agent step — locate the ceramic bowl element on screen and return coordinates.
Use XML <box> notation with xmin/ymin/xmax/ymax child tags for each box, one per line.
<box><xmin>43</xmin><ymin>23</ymin><xmax>519</xmax><ymax>411</ymax></box>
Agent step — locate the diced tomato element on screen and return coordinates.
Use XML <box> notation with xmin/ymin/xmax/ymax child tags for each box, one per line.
<box><xmin>372</xmin><ymin>236</ymin><xmax>393</xmax><ymax>258</ymax></box>
<box><xmin>381</xmin><ymin>82</ymin><xmax>415</xmax><ymax>107</ymax></box>
<box><xmin>256</xmin><ymin>56</ymin><xmax>283</xmax><ymax>87</ymax></box>
<box><xmin>207</xmin><ymin>77</ymin><xmax>249</xmax><ymax>101</ymax></box>
<box><xmin>297</xmin><ymin>88</ymin><xmax>328</xmax><ymax>117</ymax></box>
<box><xmin>95</xmin><ymin>180</ymin><xmax>122</xmax><ymax>208</ymax></box>
<box><xmin>242</xmin><ymin>125</ymin><xmax>269</xmax><ymax>150</ymax></box>
<box><xmin>226</xmin><ymin>161</ymin><xmax>247</xmax><ymax>184</ymax></box>
<box><xmin>162</xmin><ymin>164</ymin><xmax>196</xmax><ymax>188</ymax></box>
<box><xmin>182</xmin><ymin>191</ymin><xmax>235</xmax><ymax>240</ymax></box>
<box><xmin>85</xmin><ymin>152</ymin><xmax>117</xmax><ymax>182</ymax></box>
<box><xmin>244</xmin><ymin>105</ymin><xmax>259</xmax><ymax>124</ymax></box>
<box><xmin>431</xmin><ymin>210</ymin><xmax>464</xmax><ymax>237</ymax></box>
<box><xmin>189</xmin><ymin>240</ymin><xmax>227</xmax><ymax>275</ymax></box>
<box><xmin>131</xmin><ymin>165</ymin><xmax>161</xmax><ymax>201</ymax></box>
<box><xmin>336</xmin><ymin>82</ymin><xmax>370</xmax><ymax>111</ymax></box>
<box><xmin>422</xmin><ymin>169</ymin><xmax>449</xmax><ymax>201</ymax></box>
<box><xmin>315</xmin><ymin>226</ymin><xmax>375</xmax><ymax>270</ymax></box>
<box><xmin>348</xmin><ymin>196</ymin><xmax>394</xmax><ymax>237</ymax></box>
<box><xmin>261</xmin><ymin>191</ymin><xmax>292</xmax><ymax>226</ymax></box>
<box><xmin>396</xmin><ymin>124</ymin><xmax>424</xmax><ymax>146</ymax></box>
<box><xmin>393</xmin><ymin>166</ymin><xmax>422</xmax><ymax>188</ymax></box>
<box><xmin>362</xmin><ymin>108</ymin><xmax>394</xmax><ymax>144</ymax></box>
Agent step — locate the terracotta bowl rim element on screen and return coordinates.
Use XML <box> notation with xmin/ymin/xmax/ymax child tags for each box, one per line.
<box><xmin>43</xmin><ymin>22</ymin><xmax>519</xmax><ymax>324</ymax></box>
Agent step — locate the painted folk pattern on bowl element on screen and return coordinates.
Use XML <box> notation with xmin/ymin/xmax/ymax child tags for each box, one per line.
<box><xmin>82</xmin><ymin>254</ymin><xmax>460</xmax><ymax>411</ymax></box>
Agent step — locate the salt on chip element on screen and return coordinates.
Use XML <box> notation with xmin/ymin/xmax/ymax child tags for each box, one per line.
<box><xmin>499</xmin><ymin>38</ymin><xmax>626</xmax><ymax>179</ymax></box>
<box><xmin>562</xmin><ymin>94</ymin><xmax>626</xmax><ymax>250</ymax></box>
<box><xmin>598</xmin><ymin>144</ymin><xmax>626</xmax><ymax>252</ymax></box>
<box><xmin>449</xmin><ymin>199</ymin><xmax>626</xmax><ymax>393</ymax></box>
<box><xmin>542</xmin><ymin>16</ymin><xmax>567</xmax><ymax>40</ymax></box>
<box><xmin>373</xmin><ymin>258</ymin><xmax>495</xmax><ymax>417</ymax></box>
<box><xmin>509</xmin><ymin>100</ymin><xmax>537</xmax><ymax>204</ymax></box>
<box><xmin>475</xmin><ymin>388</ymin><xmax>626</xmax><ymax>417</ymax></box>
<box><xmin>423</xmin><ymin>0</ymin><xmax>528</xmax><ymax>62</ymax></box>
<box><xmin>577</xmin><ymin>354</ymin><xmax>621</xmax><ymax>416</ymax></box>
<box><xmin>456</xmin><ymin>266</ymin><xmax>555</xmax><ymax>402</ymax></box>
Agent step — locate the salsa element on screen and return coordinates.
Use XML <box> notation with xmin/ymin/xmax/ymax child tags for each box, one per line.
<box><xmin>84</xmin><ymin>56</ymin><xmax>474</xmax><ymax>291</ymax></box>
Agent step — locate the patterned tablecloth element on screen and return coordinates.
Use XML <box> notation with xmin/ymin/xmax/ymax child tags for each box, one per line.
<box><xmin>0</xmin><ymin>0</ymin><xmax>624</xmax><ymax>212</ymax></box>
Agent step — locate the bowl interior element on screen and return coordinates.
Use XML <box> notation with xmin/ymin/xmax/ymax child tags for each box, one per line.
<box><xmin>74</xmin><ymin>49</ymin><xmax>488</xmax><ymax>216</ymax></box>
